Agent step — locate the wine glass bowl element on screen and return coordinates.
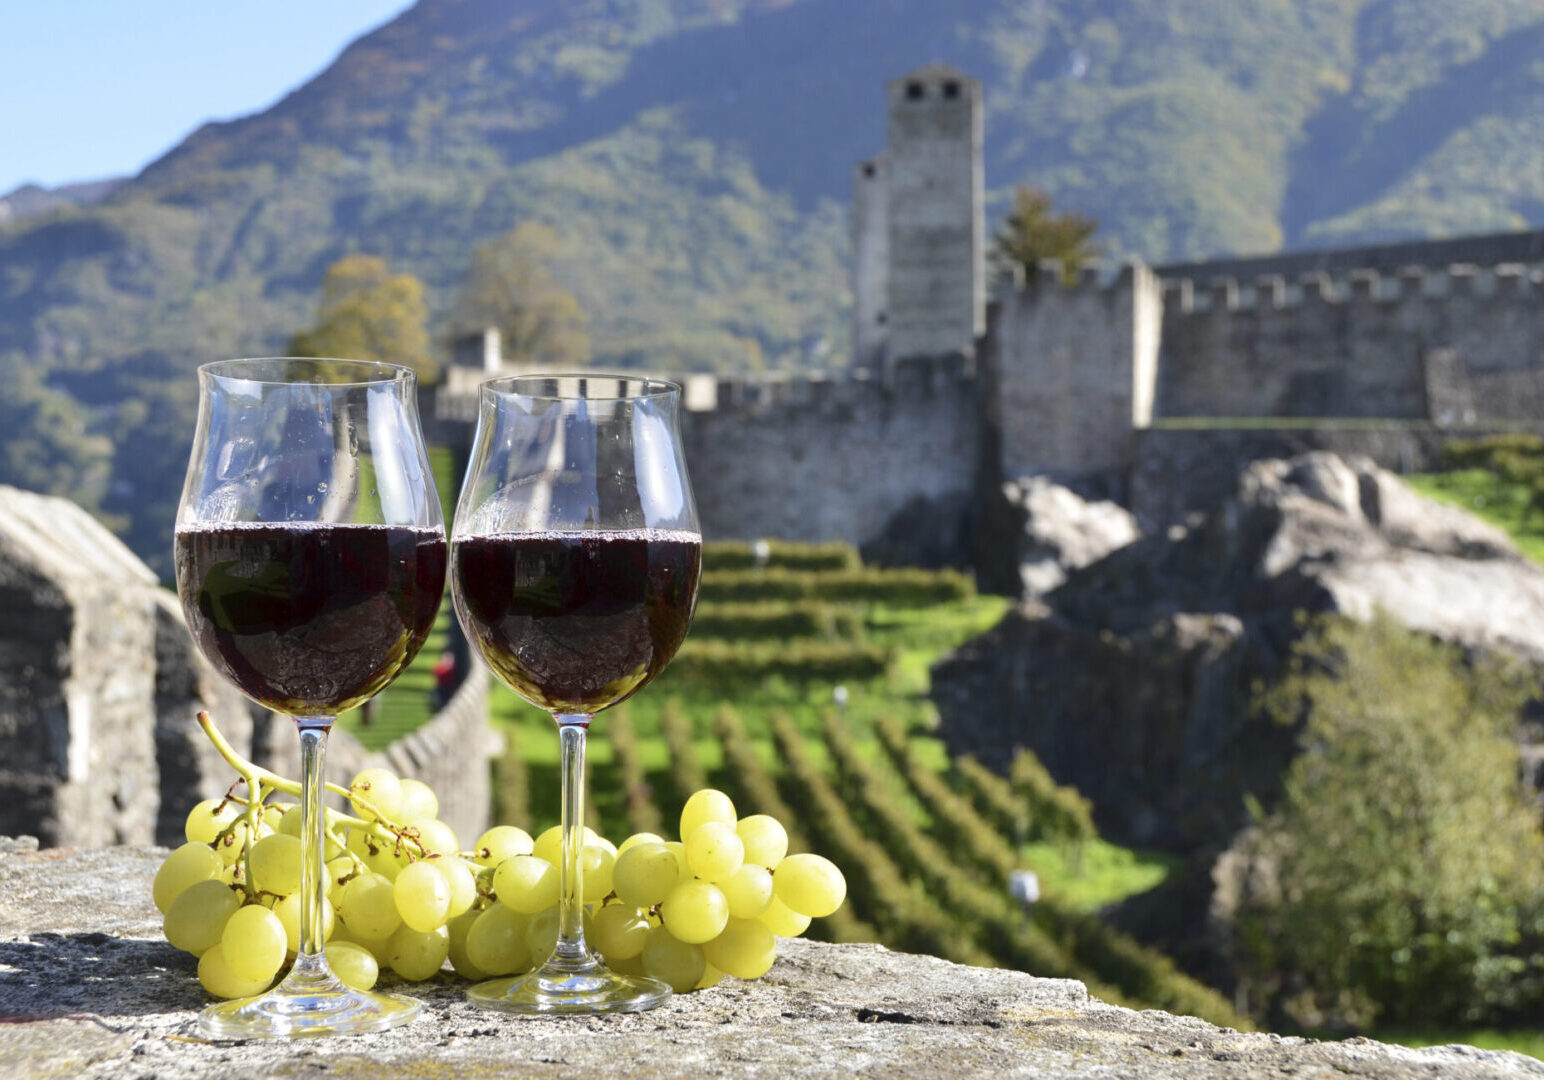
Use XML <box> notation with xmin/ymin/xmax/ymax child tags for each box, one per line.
<box><xmin>451</xmin><ymin>374</ymin><xmax>701</xmax><ymax>1014</ymax></box>
<box><xmin>175</xmin><ymin>357</ymin><xmax>446</xmax><ymax>1038</ymax></box>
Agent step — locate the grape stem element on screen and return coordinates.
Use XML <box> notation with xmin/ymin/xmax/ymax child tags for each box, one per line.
<box><xmin>195</xmin><ymin>711</ymin><xmax>454</xmax><ymax>868</ymax></box>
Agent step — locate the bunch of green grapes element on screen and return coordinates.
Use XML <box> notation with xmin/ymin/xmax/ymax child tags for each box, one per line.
<box><xmin>155</xmin><ymin>731</ymin><xmax>846</xmax><ymax>1000</ymax></box>
<box><xmin>155</xmin><ymin>766</ymin><xmax>474</xmax><ymax>999</ymax></box>
<box><xmin>456</xmin><ymin>788</ymin><xmax>846</xmax><ymax>992</ymax></box>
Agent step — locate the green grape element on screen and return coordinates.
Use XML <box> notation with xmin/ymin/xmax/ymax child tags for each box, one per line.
<box><xmin>613</xmin><ymin>842</ymin><xmax>680</xmax><ymax>908</ymax></box>
<box><xmin>641</xmin><ymin>925</ymin><xmax>705</xmax><ymax>993</ymax></box>
<box><xmin>720</xmin><ymin>864</ymin><xmax>774</xmax><ymax>919</ymax></box>
<box><xmin>474</xmin><ymin>825</ymin><xmax>534</xmax><ymax>867</ymax></box>
<box><xmin>275</xmin><ymin>802</ymin><xmax>344</xmax><ymax>858</ymax></box>
<box><xmin>680</xmin><ymin>789</ymin><xmax>736</xmax><ymax>839</ymax></box>
<box><xmin>324</xmin><ymin>855</ymin><xmax>354</xmax><ymax>898</ymax></box>
<box><xmin>589</xmin><ymin>833</ymin><xmax>618</xmax><ymax>858</ymax></box>
<box><xmin>213</xmin><ymin>819</ymin><xmax>256</xmax><ymax>867</ymax></box>
<box><xmin>438</xmin><ymin>855</ymin><xmax>478</xmax><ymax>917</ymax></box>
<box><xmin>274</xmin><ymin>893</ymin><xmax>335</xmax><ymax>953</ymax></box>
<box><xmin>617</xmin><ymin>832</ymin><xmax>664</xmax><ymax>856</ymax></box>
<box><xmin>446</xmin><ymin>908</ymin><xmax>489</xmax><ymax>981</ymax></box>
<box><xmin>757</xmin><ymin>895</ymin><xmax>810</xmax><ymax>938</ymax></box>
<box><xmin>398</xmin><ymin>777</ymin><xmax>440</xmax><ymax>821</ymax></box>
<box><xmin>736</xmin><ymin>814</ymin><xmax>789</xmax><ymax>869</ymax></box>
<box><xmin>349</xmin><ymin>767</ymin><xmax>403</xmax><ymax>819</ymax></box>
<box><xmin>590</xmin><ymin>903</ymin><xmax>650</xmax><ymax>961</ymax></box>
<box><xmin>695</xmin><ymin>961</ymin><xmax>725</xmax><ymax>989</ymax></box>
<box><xmin>702</xmin><ymin>917</ymin><xmax>777</xmax><ymax>980</ymax></box>
<box><xmin>393</xmin><ymin>860</ymin><xmax>451</xmax><ymax>932</ymax></box>
<box><xmin>325</xmin><ymin>940</ymin><xmax>379</xmax><ymax>991</ymax></box>
<box><xmin>351</xmin><ymin>828</ymin><xmax>409</xmax><ymax>881</ymax></box>
<box><xmin>184</xmin><ymin>798</ymin><xmax>240</xmax><ymax>845</ymax></box>
<box><xmin>337</xmin><ymin>871</ymin><xmax>402</xmax><ymax>943</ymax></box>
<box><xmin>685</xmin><ymin>821</ymin><xmax>744</xmax><ymax>883</ymax></box>
<box><xmin>663</xmin><ymin>841</ymin><xmax>690</xmax><ymax>879</ymax></box>
<box><xmin>465</xmin><ymin>903</ymin><xmax>530</xmax><ymax>976</ymax></box>
<box><xmin>772</xmin><ymin>853</ymin><xmax>846</xmax><ymax>918</ymax></box>
<box><xmin>525</xmin><ymin>906</ymin><xmax>560</xmax><ymax>964</ymax></box>
<box><xmin>409</xmin><ymin>817</ymin><xmax>459</xmax><ymax>857</ymax></box>
<box><xmin>220</xmin><ymin>904</ymin><xmax>288</xmax><ymax>984</ymax></box>
<box><xmin>582</xmin><ymin>843</ymin><xmax>616</xmax><ymax>903</ymax></box>
<box><xmin>609</xmin><ymin>952</ymin><xmax>648</xmax><ymax>978</ymax></box>
<box><xmin>221</xmin><ymin>860</ymin><xmax>248</xmax><ymax>888</ymax></box>
<box><xmin>493</xmin><ymin>855</ymin><xmax>559</xmax><ymax>914</ymax></box>
<box><xmin>198</xmin><ymin>943</ymin><xmax>274</xmax><ymax>1000</ymax></box>
<box><xmin>153</xmin><ymin>842</ymin><xmax>224</xmax><ymax>913</ymax></box>
<box><xmin>660</xmin><ymin>880</ymin><xmax>729</xmax><ymax>945</ymax></box>
<box><xmin>248</xmin><ymin>834</ymin><xmax>303</xmax><ymax>897</ymax></box>
<box><xmin>164</xmin><ymin>879</ymin><xmax>243</xmax><ymax>956</ymax></box>
<box><xmin>532</xmin><ymin>824</ymin><xmax>601</xmax><ymax>867</ymax></box>
<box><xmin>387</xmin><ymin>924</ymin><xmax>450</xmax><ymax>981</ymax></box>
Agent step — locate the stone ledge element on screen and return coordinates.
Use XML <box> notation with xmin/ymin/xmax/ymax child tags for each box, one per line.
<box><xmin>0</xmin><ymin>844</ymin><xmax>1539</xmax><ymax>1079</ymax></box>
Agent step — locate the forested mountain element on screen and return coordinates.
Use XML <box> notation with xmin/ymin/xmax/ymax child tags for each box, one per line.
<box><xmin>6</xmin><ymin>0</ymin><xmax>1544</xmax><ymax>569</ymax></box>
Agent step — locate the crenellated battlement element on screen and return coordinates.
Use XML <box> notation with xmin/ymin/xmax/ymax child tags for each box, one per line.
<box><xmin>1161</xmin><ymin>261</ymin><xmax>1544</xmax><ymax>314</ymax></box>
<box><xmin>684</xmin><ymin>351</ymin><xmax>977</xmax><ymax>418</ymax></box>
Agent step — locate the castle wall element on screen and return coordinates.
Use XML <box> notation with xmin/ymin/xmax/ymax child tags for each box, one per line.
<box><xmin>884</xmin><ymin>66</ymin><xmax>984</xmax><ymax>361</ymax></box>
<box><xmin>990</xmin><ymin>262</ymin><xmax>1163</xmax><ymax>479</ymax></box>
<box><xmin>681</xmin><ymin>356</ymin><xmax>979</xmax><ymax>547</ymax></box>
<box><xmin>1157</xmin><ymin>265</ymin><xmax>1544</xmax><ymax>422</ymax></box>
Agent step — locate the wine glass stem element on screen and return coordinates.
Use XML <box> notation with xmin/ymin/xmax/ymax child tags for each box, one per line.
<box><xmin>555</xmin><ymin>715</ymin><xmax>592</xmax><ymax>962</ymax></box>
<box><xmin>296</xmin><ymin>721</ymin><xmax>333</xmax><ymax>971</ymax></box>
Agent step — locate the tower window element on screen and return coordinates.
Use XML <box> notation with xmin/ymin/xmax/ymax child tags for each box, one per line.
<box><xmin>906</xmin><ymin>81</ymin><xmax>925</xmax><ymax>100</ymax></box>
<box><xmin>942</xmin><ymin>80</ymin><xmax>960</xmax><ymax>98</ymax></box>
<box><xmin>877</xmin><ymin>313</ymin><xmax>888</xmax><ymax>325</ymax></box>
<box><xmin>862</xmin><ymin>162</ymin><xmax>876</xmax><ymax>178</ymax></box>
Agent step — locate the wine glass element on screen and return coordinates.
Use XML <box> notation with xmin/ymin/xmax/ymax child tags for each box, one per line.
<box><xmin>451</xmin><ymin>374</ymin><xmax>701</xmax><ymax>1013</ymax></box>
<box><xmin>174</xmin><ymin>357</ymin><xmax>446</xmax><ymax>1038</ymax></box>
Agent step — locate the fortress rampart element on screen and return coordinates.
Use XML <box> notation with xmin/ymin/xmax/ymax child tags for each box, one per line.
<box><xmin>679</xmin><ymin>354</ymin><xmax>979</xmax><ymax>547</ymax></box>
<box><xmin>428</xmin><ymin>65</ymin><xmax>1544</xmax><ymax>588</ymax></box>
<box><xmin>1158</xmin><ymin>262</ymin><xmax>1544</xmax><ymax>424</ymax></box>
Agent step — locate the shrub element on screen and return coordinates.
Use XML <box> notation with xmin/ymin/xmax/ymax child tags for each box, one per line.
<box><xmin>1234</xmin><ymin>613</ymin><xmax>1544</xmax><ymax>1031</ymax></box>
<box><xmin>702</xmin><ymin>540</ymin><xmax>862</xmax><ymax>572</ymax></box>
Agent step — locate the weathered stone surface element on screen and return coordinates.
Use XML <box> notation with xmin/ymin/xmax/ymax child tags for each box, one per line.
<box><xmin>1005</xmin><ymin>476</ymin><xmax>1140</xmax><ymax>597</ymax></box>
<box><xmin>0</xmin><ymin>485</ymin><xmax>161</xmax><ymax>848</ymax></box>
<box><xmin>0</xmin><ymin>842</ymin><xmax>1538</xmax><ymax>1079</ymax></box>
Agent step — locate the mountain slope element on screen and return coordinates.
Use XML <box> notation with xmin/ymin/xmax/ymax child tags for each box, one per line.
<box><xmin>6</xmin><ymin>0</ymin><xmax>1544</xmax><ymax>570</ymax></box>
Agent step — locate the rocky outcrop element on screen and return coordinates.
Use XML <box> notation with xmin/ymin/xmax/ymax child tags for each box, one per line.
<box><xmin>1</xmin><ymin>840</ymin><xmax>1538</xmax><ymax>1079</ymax></box>
<box><xmin>1007</xmin><ymin>476</ymin><xmax>1140</xmax><ymax>597</ymax></box>
<box><xmin>931</xmin><ymin>453</ymin><xmax>1544</xmax><ymax>854</ymax></box>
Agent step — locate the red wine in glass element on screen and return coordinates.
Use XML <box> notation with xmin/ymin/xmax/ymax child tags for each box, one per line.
<box><xmin>452</xmin><ymin>528</ymin><xmax>700</xmax><ymax>714</ymax></box>
<box><xmin>177</xmin><ymin>521</ymin><xmax>446</xmax><ymax>718</ymax></box>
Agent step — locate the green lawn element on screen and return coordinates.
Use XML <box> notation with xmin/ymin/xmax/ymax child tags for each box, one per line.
<box><xmin>1405</xmin><ymin>469</ymin><xmax>1544</xmax><ymax>565</ymax></box>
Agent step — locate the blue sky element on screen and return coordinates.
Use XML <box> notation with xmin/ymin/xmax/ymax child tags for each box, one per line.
<box><xmin>0</xmin><ymin>1</ymin><xmax>413</xmax><ymax>194</ymax></box>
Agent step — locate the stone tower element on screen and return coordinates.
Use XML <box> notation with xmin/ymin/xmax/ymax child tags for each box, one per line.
<box><xmin>852</xmin><ymin>64</ymin><xmax>984</xmax><ymax>367</ymax></box>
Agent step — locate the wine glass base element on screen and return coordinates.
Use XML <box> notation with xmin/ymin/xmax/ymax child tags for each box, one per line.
<box><xmin>197</xmin><ymin>976</ymin><xmax>421</xmax><ymax>1040</ymax></box>
<box><xmin>467</xmin><ymin>958</ymin><xmax>671</xmax><ymax>1015</ymax></box>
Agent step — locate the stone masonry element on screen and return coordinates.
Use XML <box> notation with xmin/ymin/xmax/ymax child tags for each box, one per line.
<box><xmin>2</xmin><ymin>840</ymin><xmax>1539</xmax><ymax>1079</ymax></box>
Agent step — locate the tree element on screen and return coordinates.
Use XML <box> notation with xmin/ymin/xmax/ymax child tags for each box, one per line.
<box><xmin>288</xmin><ymin>254</ymin><xmax>434</xmax><ymax>380</ymax></box>
<box><xmin>0</xmin><ymin>352</ymin><xmax>114</xmax><ymax>512</ymax></box>
<box><xmin>1232</xmin><ymin>613</ymin><xmax>1544</xmax><ymax>1031</ymax></box>
<box><xmin>450</xmin><ymin>223</ymin><xmax>590</xmax><ymax>370</ymax></box>
<box><xmin>991</xmin><ymin>186</ymin><xmax>1103</xmax><ymax>285</ymax></box>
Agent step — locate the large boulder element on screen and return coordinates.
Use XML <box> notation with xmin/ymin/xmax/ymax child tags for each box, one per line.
<box><xmin>1008</xmin><ymin>476</ymin><xmax>1140</xmax><ymax>597</ymax></box>
<box><xmin>931</xmin><ymin>452</ymin><xmax>1544</xmax><ymax>854</ymax></box>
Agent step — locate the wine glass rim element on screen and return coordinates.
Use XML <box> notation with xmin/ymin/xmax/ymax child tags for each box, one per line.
<box><xmin>200</xmin><ymin>357</ymin><xmax>416</xmax><ymax>387</ymax></box>
<box><xmin>481</xmin><ymin>373</ymin><xmax>681</xmax><ymax>401</ymax></box>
